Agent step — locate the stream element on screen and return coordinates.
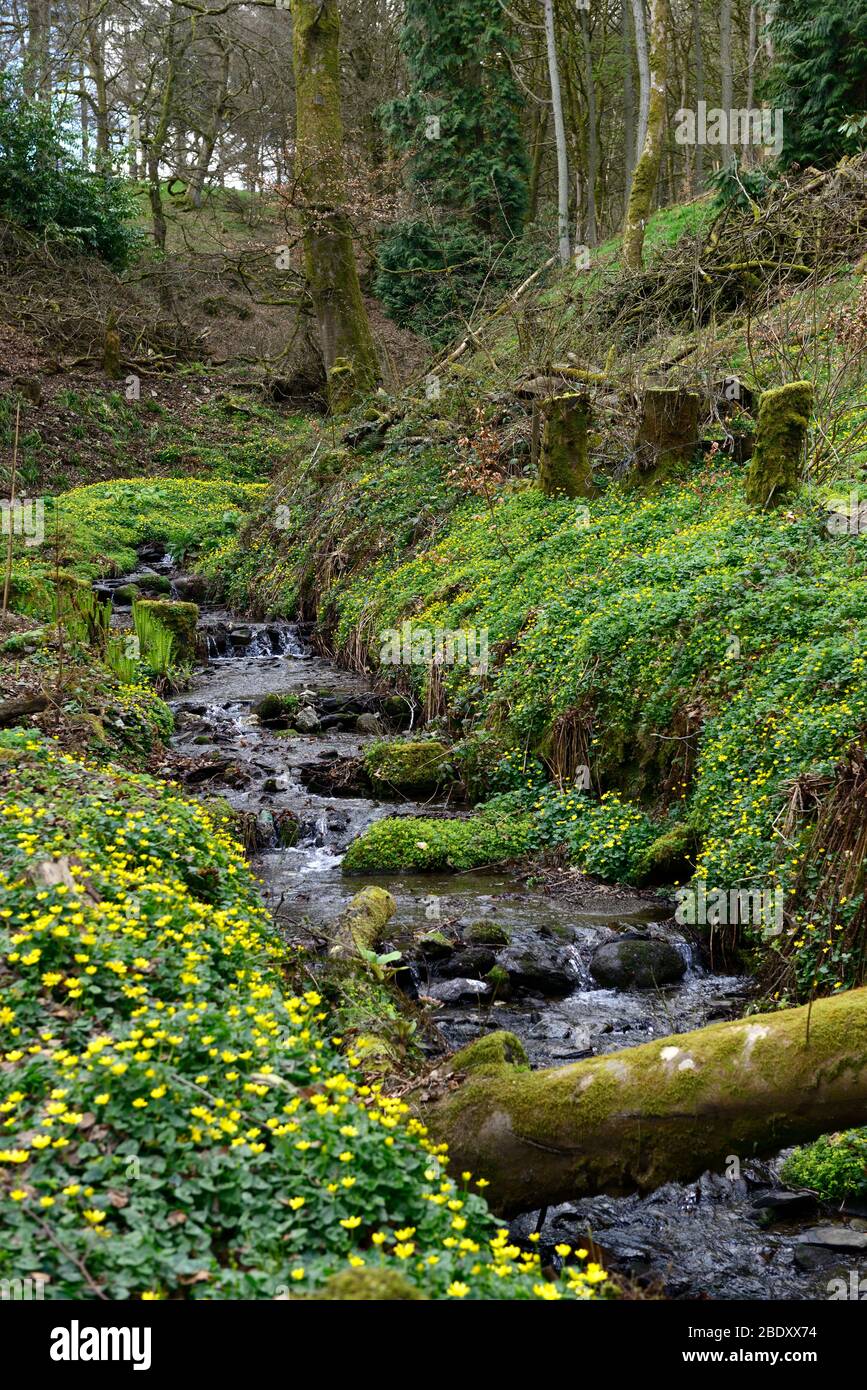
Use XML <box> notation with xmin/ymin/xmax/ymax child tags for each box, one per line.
<box><xmin>109</xmin><ymin>549</ymin><xmax>867</xmax><ymax>1302</ymax></box>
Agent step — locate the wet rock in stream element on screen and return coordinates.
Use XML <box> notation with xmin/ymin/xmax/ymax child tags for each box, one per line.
<box><xmin>590</xmin><ymin>935</ymin><xmax>687</xmax><ymax>989</ymax></box>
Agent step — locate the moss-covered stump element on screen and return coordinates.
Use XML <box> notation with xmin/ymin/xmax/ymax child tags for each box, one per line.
<box><xmin>329</xmin><ymin>885</ymin><xmax>396</xmax><ymax>960</ymax></box>
<box><xmin>424</xmin><ymin>988</ymin><xmax>867</xmax><ymax>1215</ymax></box>
<box><xmin>745</xmin><ymin>381</ymin><xmax>814</xmax><ymax>507</ymax></box>
<box><xmin>363</xmin><ymin>738</ymin><xmax>451</xmax><ymax>793</ymax></box>
<box><xmin>632</xmin><ymin>388</ymin><xmax>700</xmax><ymax>486</ymax></box>
<box><xmin>538</xmin><ymin>393</ymin><xmax>594</xmax><ymax>498</ymax></box>
<box><xmin>134</xmin><ymin>600</ymin><xmax>199</xmax><ymax>663</ymax></box>
<box><xmin>316</xmin><ymin>1268</ymin><xmax>428</xmax><ymax>1300</ymax></box>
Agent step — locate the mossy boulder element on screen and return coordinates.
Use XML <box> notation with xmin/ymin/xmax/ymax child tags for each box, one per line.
<box><xmin>416</xmin><ymin>929</ymin><xmax>453</xmax><ymax>960</ymax></box>
<box><xmin>342</xmin><ymin>812</ymin><xmax>534</xmax><ymax>874</ymax></box>
<box><xmin>362</xmin><ymin>738</ymin><xmax>452</xmax><ymax>793</ymax></box>
<box><xmin>134</xmin><ymin>600</ymin><xmax>199</xmax><ymax>662</ymax></box>
<box><xmin>486</xmin><ymin>964</ymin><xmax>511</xmax><ymax>997</ymax></box>
<box><xmin>113</xmin><ymin>583</ymin><xmax>141</xmax><ymax>605</ymax></box>
<box><xmin>254</xmin><ymin>693</ymin><xmax>300</xmax><ymax>727</ymax></box>
<box><xmin>589</xmin><ymin>936</ymin><xmax>686</xmax><ymax>990</ymax></box>
<box><xmin>781</xmin><ymin>1129</ymin><xmax>867</xmax><ymax>1202</ymax></box>
<box><xmin>134</xmin><ymin>573</ymin><xmax>172</xmax><ymax>596</ymax></box>
<box><xmin>466</xmin><ymin>920</ymin><xmax>511</xmax><ymax>946</ymax></box>
<box><xmin>745</xmin><ymin>380</ymin><xmax>813</xmax><ymax>507</ymax></box>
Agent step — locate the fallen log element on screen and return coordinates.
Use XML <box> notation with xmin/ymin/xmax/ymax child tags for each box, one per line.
<box><xmin>422</xmin><ymin>988</ymin><xmax>867</xmax><ymax>1215</ymax></box>
<box><xmin>0</xmin><ymin>693</ymin><xmax>48</xmax><ymax>727</ymax></box>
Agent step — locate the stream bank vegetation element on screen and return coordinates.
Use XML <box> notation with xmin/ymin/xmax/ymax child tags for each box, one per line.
<box><xmin>3</xmin><ymin>0</ymin><xmax>867</xmax><ymax>1303</ymax></box>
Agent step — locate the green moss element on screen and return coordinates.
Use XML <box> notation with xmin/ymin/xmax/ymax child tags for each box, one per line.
<box><xmin>467</xmin><ymin>920</ymin><xmax>511</xmax><ymax>945</ymax></box>
<box><xmin>538</xmin><ymin>393</ymin><xmax>594</xmax><ymax>498</ymax></box>
<box><xmin>635</xmin><ymin>822</ymin><xmax>698</xmax><ymax>885</ymax></box>
<box><xmin>136</xmin><ymin>573</ymin><xmax>172</xmax><ymax>595</ymax></box>
<box><xmin>486</xmin><ymin>964</ymin><xmax>511</xmax><ymax>996</ymax></box>
<box><xmin>255</xmin><ymin>693</ymin><xmax>300</xmax><ymax>724</ymax></box>
<box><xmin>363</xmin><ymin>738</ymin><xmax>452</xmax><ymax>791</ymax></box>
<box><xmin>781</xmin><ymin>1129</ymin><xmax>867</xmax><ymax>1201</ymax></box>
<box><xmin>342</xmin><ymin>810</ymin><xmax>534</xmax><ymax>874</ymax></box>
<box><xmin>448</xmin><ymin>1030</ymin><xmax>529</xmax><ymax>1075</ymax></box>
<box><xmin>133</xmin><ymin>599</ymin><xmax>199</xmax><ymax>663</ymax></box>
<box><xmin>746</xmin><ymin>381</ymin><xmax>814</xmax><ymax>507</ymax></box>
<box><xmin>329</xmin><ymin>885</ymin><xmax>396</xmax><ymax>958</ymax></box>
<box><xmin>317</xmin><ymin>1268</ymin><xmax>427</xmax><ymax>1300</ymax></box>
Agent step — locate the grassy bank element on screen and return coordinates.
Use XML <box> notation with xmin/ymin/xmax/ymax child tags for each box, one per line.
<box><xmin>0</xmin><ymin>730</ymin><xmax>609</xmax><ymax>1301</ymax></box>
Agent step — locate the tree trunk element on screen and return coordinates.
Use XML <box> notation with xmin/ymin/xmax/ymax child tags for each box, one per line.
<box><xmin>622</xmin><ymin>0</ymin><xmax>636</xmax><ymax>211</ymax></box>
<box><xmin>291</xmin><ymin>0</ymin><xmax>379</xmax><ymax>412</ymax></box>
<box><xmin>720</xmin><ymin>0</ymin><xmax>733</xmax><ymax>169</ymax></box>
<box><xmin>424</xmin><ymin>988</ymin><xmax>867</xmax><ymax>1215</ymax></box>
<box><xmin>25</xmin><ymin>0</ymin><xmax>52</xmax><ymax>99</ymax></box>
<box><xmin>692</xmin><ymin>0</ymin><xmax>704</xmax><ymax>191</ymax></box>
<box><xmin>745</xmin><ymin>380</ymin><xmax>813</xmax><ymax>507</ymax></box>
<box><xmin>527</xmin><ymin>101</ymin><xmax>550</xmax><ymax>222</ymax></box>
<box><xmin>538</xmin><ymin>393</ymin><xmax>594</xmax><ymax>497</ymax></box>
<box><xmin>633</xmin><ymin>386</ymin><xmax>700</xmax><ymax>484</ymax></box>
<box><xmin>745</xmin><ymin>3</ymin><xmax>758</xmax><ymax>168</ymax></box>
<box><xmin>542</xmin><ymin>0</ymin><xmax>570</xmax><ymax>267</ymax></box>
<box><xmin>579</xmin><ymin>10</ymin><xmax>598</xmax><ymax>247</ymax></box>
<box><xmin>186</xmin><ymin>44</ymin><xmax>231</xmax><ymax>208</ymax></box>
<box><xmin>622</xmin><ymin>0</ymin><xmax>669</xmax><ymax>270</ymax></box>
<box><xmin>631</xmin><ymin>0</ymin><xmax>650</xmax><ymax>167</ymax></box>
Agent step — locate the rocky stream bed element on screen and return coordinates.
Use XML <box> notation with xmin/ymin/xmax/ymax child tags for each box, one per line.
<box><xmin>108</xmin><ymin>548</ymin><xmax>867</xmax><ymax>1301</ymax></box>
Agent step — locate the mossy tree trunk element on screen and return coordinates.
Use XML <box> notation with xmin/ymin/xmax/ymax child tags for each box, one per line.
<box><xmin>538</xmin><ymin>393</ymin><xmax>594</xmax><ymax>497</ymax></box>
<box><xmin>423</xmin><ymin>988</ymin><xmax>867</xmax><ymax>1215</ymax></box>
<box><xmin>632</xmin><ymin>386</ymin><xmax>700</xmax><ymax>485</ymax></box>
<box><xmin>622</xmin><ymin>0</ymin><xmax>669</xmax><ymax>270</ymax></box>
<box><xmin>745</xmin><ymin>381</ymin><xmax>814</xmax><ymax>507</ymax></box>
<box><xmin>291</xmin><ymin>0</ymin><xmax>379</xmax><ymax>413</ymax></box>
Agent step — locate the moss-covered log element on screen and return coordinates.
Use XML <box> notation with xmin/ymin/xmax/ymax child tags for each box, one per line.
<box><xmin>329</xmin><ymin>886</ymin><xmax>396</xmax><ymax>960</ymax></box>
<box><xmin>424</xmin><ymin>988</ymin><xmax>867</xmax><ymax>1215</ymax></box>
<box><xmin>291</xmin><ymin>0</ymin><xmax>379</xmax><ymax>412</ymax></box>
<box><xmin>538</xmin><ymin>393</ymin><xmax>594</xmax><ymax>497</ymax></box>
<box><xmin>632</xmin><ymin>386</ymin><xmax>700</xmax><ymax>486</ymax></box>
<box><xmin>745</xmin><ymin>380</ymin><xmax>813</xmax><ymax>507</ymax></box>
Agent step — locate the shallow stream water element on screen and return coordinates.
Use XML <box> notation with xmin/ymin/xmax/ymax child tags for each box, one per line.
<box><xmin>112</xmin><ymin>556</ymin><xmax>867</xmax><ymax>1302</ymax></box>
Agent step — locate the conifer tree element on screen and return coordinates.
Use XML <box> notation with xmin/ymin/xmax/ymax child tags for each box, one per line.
<box><xmin>766</xmin><ymin>0</ymin><xmax>867</xmax><ymax>167</ymax></box>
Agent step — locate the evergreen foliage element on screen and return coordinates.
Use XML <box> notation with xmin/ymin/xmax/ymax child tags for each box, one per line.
<box><xmin>766</xmin><ymin>0</ymin><xmax>867</xmax><ymax>167</ymax></box>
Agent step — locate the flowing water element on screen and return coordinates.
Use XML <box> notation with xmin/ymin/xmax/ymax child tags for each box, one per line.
<box><xmin>114</xmin><ymin>553</ymin><xmax>867</xmax><ymax>1302</ymax></box>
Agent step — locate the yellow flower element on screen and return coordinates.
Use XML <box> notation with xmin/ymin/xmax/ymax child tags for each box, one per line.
<box><xmin>288</xmin><ymin>1197</ymin><xmax>305</xmax><ymax>1211</ymax></box>
<box><xmin>447</xmin><ymin>1281</ymin><xmax>469</xmax><ymax>1298</ymax></box>
<box><xmin>83</xmin><ymin>1208</ymin><xmax>107</xmax><ymax>1225</ymax></box>
<box><xmin>339</xmin><ymin>1215</ymin><xmax>361</xmax><ymax>1229</ymax></box>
